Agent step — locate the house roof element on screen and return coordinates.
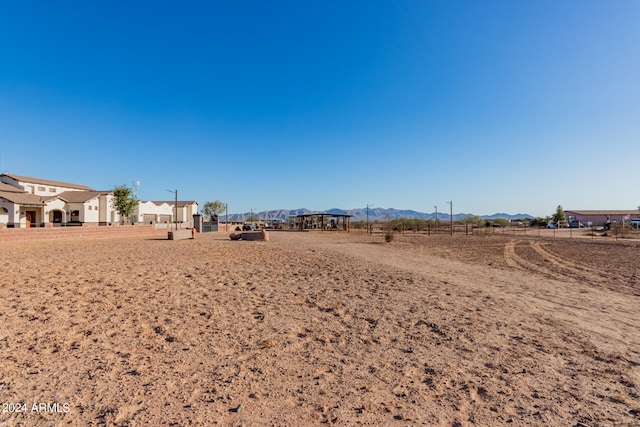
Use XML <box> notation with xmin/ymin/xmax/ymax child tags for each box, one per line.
<box><xmin>48</xmin><ymin>190</ymin><xmax>110</xmax><ymax>203</ymax></box>
<box><xmin>148</xmin><ymin>201</ymin><xmax>198</xmax><ymax>208</ymax></box>
<box><xmin>0</xmin><ymin>191</ymin><xmax>45</xmax><ymax>207</ymax></box>
<box><xmin>0</xmin><ymin>189</ymin><xmax>110</xmax><ymax>206</ymax></box>
<box><xmin>0</xmin><ymin>182</ymin><xmax>25</xmax><ymax>193</ymax></box>
<box><xmin>564</xmin><ymin>210</ymin><xmax>640</xmax><ymax>215</ymax></box>
<box><xmin>0</xmin><ymin>173</ymin><xmax>94</xmax><ymax>191</ymax></box>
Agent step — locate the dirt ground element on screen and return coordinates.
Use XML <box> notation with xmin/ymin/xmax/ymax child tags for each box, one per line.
<box><xmin>0</xmin><ymin>230</ymin><xmax>639</xmax><ymax>426</ymax></box>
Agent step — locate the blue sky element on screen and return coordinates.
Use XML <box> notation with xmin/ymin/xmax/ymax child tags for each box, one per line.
<box><xmin>1</xmin><ymin>1</ymin><xmax>638</xmax><ymax>218</ymax></box>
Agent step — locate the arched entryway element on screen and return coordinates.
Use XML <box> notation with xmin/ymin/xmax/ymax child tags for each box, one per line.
<box><xmin>49</xmin><ymin>209</ymin><xmax>64</xmax><ymax>225</ymax></box>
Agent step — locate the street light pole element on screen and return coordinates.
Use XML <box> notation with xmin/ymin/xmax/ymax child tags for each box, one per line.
<box><xmin>434</xmin><ymin>205</ymin><xmax>438</xmax><ymax>234</ymax></box>
<box><xmin>366</xmin><ymin>203</ymin><xmax>374</xmax><ymax>235</ymax></box>
<box><xmin>166</xmin><ymin>189</ymin><xmax>178</xmax><ymax>231</ymax></box>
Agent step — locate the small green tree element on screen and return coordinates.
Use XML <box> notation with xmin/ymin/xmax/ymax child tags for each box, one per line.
<box><xmin>552</xmin><ymin>205</ymin><xmax>566</xmax><ymax>224</ymax></box>
<box><xmin>493</xmin><ymin>218</ymin><xmax>510</xmax><ymax>228</ymax></box>
<box><xmin>460</xmin><ymin>215</ymin><xmax>483</xmax><ymax>226</ymax></box>
<box><xmin>111</xmin><ymin>184</ymin><xmax>139</xmax><ymax>224</ymax></box>
<box><xmin>529</xmin><ymin>217</ymin><xmax>547</xmax><ymax>227</ymax></box>
<box><xmin>202</xmin><ymin>200</ymin><xmax>225</xmax><ymax>220</ymax></box>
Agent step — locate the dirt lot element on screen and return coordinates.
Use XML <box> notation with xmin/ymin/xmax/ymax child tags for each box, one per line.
<box><xmin>0</xmin><ymin>231</ymin><xmax>639</xmax><ymax>426</ymax></box>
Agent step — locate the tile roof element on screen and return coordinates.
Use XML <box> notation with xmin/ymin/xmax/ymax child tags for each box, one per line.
<box><xmin>0</xmin><ymin>191</ymin><xmax>45</xmax><ymax>206</ymax></box>
<box><xmin>0</xmin><ymin>182</ymin><xmax>24</xmax><ymax>193</ymax></box>
<box><xmin>50</xmin><ymin>191</ymin><xmax>110</xmax><ymax>203</ymax></box>
<box><xmin>0</xmin><ymin>173</ymin><xmax>94</xmax><ymax>191</ymax></box>
<box><xmin>148</xmin><ymin>201</ymin><xmax>198</xmax><ymax>208</ymax></box>
<box><xmin>0</xmin><ymin>189</ymin><xmax>110</xmax><ymax>205</ymax></box>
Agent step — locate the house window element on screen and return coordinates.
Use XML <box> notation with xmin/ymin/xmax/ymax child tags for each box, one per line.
<box><xmin>49</xmin><ymin>188</ymin><xmax>56</xmax><ymax>192</ymax></box>
<box><xmin>1</xmin><ymin>207</ymin><xmax>7</xmax><ymax>213</ymax></box>
<box><xmin>38</xmin><ymin>186</ymin><xmax>46</xmax><ymax>191</ymax></box>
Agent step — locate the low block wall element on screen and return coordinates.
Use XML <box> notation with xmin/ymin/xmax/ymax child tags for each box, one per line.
<box><xmin>0</xmin><ymin>225</ymin><xmax>166</xmax><ymax>243</ymax></box>
<box><xmin>168</xmin><ymin>230</ymin><xmax>193</xmax><ymax>240</ymax></box>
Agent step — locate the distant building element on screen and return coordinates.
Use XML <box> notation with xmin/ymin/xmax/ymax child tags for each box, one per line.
<box><xmin>563</xmin><ymin>210</ymin><xmax>639</xmax><ymax>227</ymax></box>
<box><xmin>135</xmin><ymin>200</ymin><xmax>198</xmax><ymax>227</ymax></box>
<box><xmin>0</xmin><ymin>173</ymin><xmax>197</xmax><ymax>228</ymax></box>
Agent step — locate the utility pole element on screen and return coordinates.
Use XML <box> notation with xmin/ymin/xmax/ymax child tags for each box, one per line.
<box><xmin>434</xmin><ymin>205</ymin><xmax>438</xmax><ymax>234</ymax></box>
<box><xmin>366</xmin><ymin>203</ymin><xmax>374</xmax><ymax>235</ymax></box>
<box><xmin>166</xmin><ymin>189</ymin><xmax>178</xmax><ymax>231</ymax></box>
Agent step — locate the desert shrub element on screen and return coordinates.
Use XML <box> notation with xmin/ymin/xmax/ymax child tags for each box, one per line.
<box><xmin>608</xmin><ymin>222</ymin><xmax>640</xmax><ymax>238</ymax></box>
<box><xmin>350</xmin><ymin>221</ymin><xmax>367</xmax><ymax>230</ymax></box>
<box><xmin>384</xmin><ymin>230</ymin><xmax>394</xmax><ymax>242</ymax></box>
<box><xmin>492</xmin><ymin>218</ymin><xmax>510</xmax><ymax>228</ymax></box>
<box><xmin>460</xmin><ymin>215</ymin><xmax>483</xmax><ymax>226</ymax></box>
<box><xmin>387</xmin><ymin>217</ymin><xmax>431</xmax><ymax>232</ymax></box>
<box><xmin>529</xmin><ymin>217</ymin><xmax>547</xmax><ymax>227</ymax></box>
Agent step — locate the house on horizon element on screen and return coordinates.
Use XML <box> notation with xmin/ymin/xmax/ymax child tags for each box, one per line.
<box><xmin>0</xmin><ymin>173</ymin><xmax>197</xmax><ymax>228</ymax></box>
<box><xmin>135</xmin><ymin>200</ymin><xmax>198</xmax><ymax>226</ymax></box>
<box><xmin>563</xmin><ymin>209</ymin><xmax>640</xmax><ymax>227</ymax></box>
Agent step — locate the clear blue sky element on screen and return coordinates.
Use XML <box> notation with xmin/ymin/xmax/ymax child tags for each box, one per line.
<box><xmin>1</xmin><ymin>1</ymin><xmax>638</xmax><ymax>218</ymax></box>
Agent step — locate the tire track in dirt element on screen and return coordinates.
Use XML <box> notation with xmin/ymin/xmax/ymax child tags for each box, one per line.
<box><xmin>530</xmin><ymin>241</ymin><xmax>606</xmax><ymax>282</ymax></box>
<box><xmin>530</xmin><ymin>241</ymin><xmax>635</xmax><ymax>293</ymax></box>
<box><xmin>503</xmin><ymin>240</ymin><xmax>574</xmax><ymax>282</ymax></box>
<box><xmin>271</xmin><ymin>233</ymin><xmax>640</xmax><ymax>406</ymax></box>
<box><xmin>503</xmin><ymin>240</ymin><xmax>523</xmax><ymax>271</ymax></box>
<box><xmin>501</xmin><ymin>239</ymin><xmax>640</xmax><ymax>351</ymax></box>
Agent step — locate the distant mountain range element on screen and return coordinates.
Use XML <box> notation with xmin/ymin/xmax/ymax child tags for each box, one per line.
<box><xmin>224</xmin><ymin>208</ymin><xmax>534</xmax><ymax>222</ymax></box>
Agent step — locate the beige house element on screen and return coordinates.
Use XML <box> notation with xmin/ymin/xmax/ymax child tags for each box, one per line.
<box><xmin>0</xmin><ymin>173</ymin><xmax>114</xmax><ymax>228</ymax></box>
<box><xmin>0</xmin><ymin>173</ymin><xmax>198</xmax><ymax>228</ymax></box>
<box><xmin>135</xmin><ymin>200</ymin><xmax>198</xmax><ymax>227</ymax></box>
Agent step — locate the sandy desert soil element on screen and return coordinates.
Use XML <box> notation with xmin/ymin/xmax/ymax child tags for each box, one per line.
<box><xmin>0</xmin><ymin>231</ymin><xmax>639</xmax><ymax>426</ymax></box>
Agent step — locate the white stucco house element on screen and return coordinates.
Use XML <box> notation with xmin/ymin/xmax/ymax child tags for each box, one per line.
<box><xmin>0</xmin><ymin>173</ymin><xmax>116</xmax><ymax>228</ymax></box>
<box><xmin>134</xmin><ymin>200</ymin><xmax>198</xmax><ymax>227</ymax></box>
<box><xmin>0</xmin><ymin>173</ymin><xmax>198</xmax><ymax>228</ymax></box>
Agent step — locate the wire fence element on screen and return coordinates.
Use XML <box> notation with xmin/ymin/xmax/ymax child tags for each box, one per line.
<box><xmin>364</xmin><ymin>223</ymin><xmax>640</xmax><ymax>240</ymax></box>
